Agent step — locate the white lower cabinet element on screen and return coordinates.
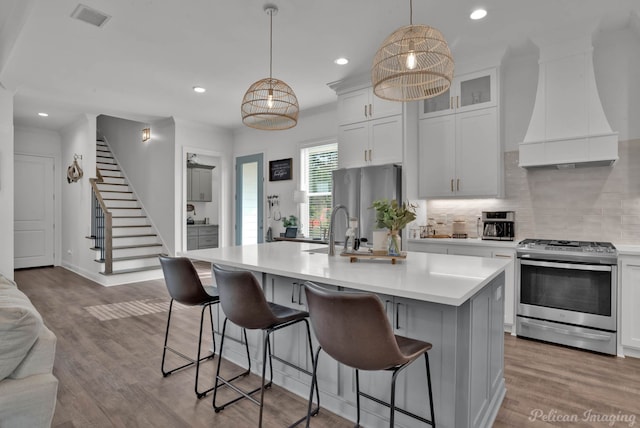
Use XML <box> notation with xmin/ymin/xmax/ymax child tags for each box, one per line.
<box><xmin>267</xmin><ymin>275</ymin><xmax>339</xmax><ymax>395</ymax></box>
<box><xmin>352</xmin><ymin>294</ymin><xmax>448</xmax><ymax>427</ymax></box>
<box><xmin>408</xmin><ymin>241</ymin><xmax>516</xmax><ymax>332</ymax></box>
<box><xmin>620</xmin><ymin>256</ymin><xmax>640</xmax><ymax>351</ymax></box>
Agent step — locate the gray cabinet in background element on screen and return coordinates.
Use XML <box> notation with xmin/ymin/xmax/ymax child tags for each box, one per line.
<box><xmin>187</xmin><ymin>224</ymin><xmax>218</xmax><ymax>250</ymax></box>
<box><xmin>187</xmin><ymin>165</ymin><xmax>213</xmax><ymax>202</ymax></box>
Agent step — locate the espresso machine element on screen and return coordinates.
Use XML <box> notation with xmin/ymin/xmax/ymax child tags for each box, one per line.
<box><xmin>482</xmin><ymin>211</ymin><xmax>515</xmax><ymax>241</ymax></box>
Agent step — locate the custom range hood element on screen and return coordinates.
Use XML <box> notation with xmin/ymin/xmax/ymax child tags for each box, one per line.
<box><xmin>519</xmin><ymin>36</ymin><xmax>618</xmax><ymax>169</ymax></box>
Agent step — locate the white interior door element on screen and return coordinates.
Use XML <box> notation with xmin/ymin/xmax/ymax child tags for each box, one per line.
<box><xmin>14</xmin><ymin>154</ymin><xmax>55</xmax><ymax>268</ymax></box>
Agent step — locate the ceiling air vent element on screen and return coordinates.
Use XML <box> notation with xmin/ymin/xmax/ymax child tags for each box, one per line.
<box><xmin>70</xmin><ymin>4</ymin><xmax>111</xmax><ymax>28</ymax></box>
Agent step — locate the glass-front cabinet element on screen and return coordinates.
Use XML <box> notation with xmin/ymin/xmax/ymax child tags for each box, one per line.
<box><xmin>420</xmin><ymin>68</ymin><xmax>497</xmax><ymax>119</ymax></box>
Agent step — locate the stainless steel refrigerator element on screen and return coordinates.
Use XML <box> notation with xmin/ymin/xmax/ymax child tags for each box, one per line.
<box><xmin>332</xmin><ymin>164</ymin><xmax>402</xmax><ymax>244</ymax></box>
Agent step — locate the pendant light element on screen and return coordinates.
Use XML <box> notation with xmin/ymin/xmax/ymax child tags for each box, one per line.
<box><xmin>241</xmin><ymin>5</ymin><xmax>299</xmax><ymax>130</ymax></box>
<box><xmin>371</xmin><ymin>0</ymin><xmax>454</xmax><ymax>102</ymax></box>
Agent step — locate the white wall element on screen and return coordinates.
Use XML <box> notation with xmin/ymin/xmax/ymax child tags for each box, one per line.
<box><xmin>0</xmin><ymin>87</ymin><xmax>14</xmax><ymax>279</ymax></box>
<box><xmin>59</xmin><ymin>114</ymin><xmax>98</xmax><ymax>281</ymax></box>
<box><xmin>594</xmin><ymin>26</ymin><xmax>640</xmax><ymax>142</ymax></box>
<box><xmin>232</xmin><ymin>103</ymin><xmax>338</xmax><ymax>239</ymax></box>
<box><xmin>98</xmin><ymin>115</ymin><xmax>176</xmax><ymax>254</ymax></box>
<box><xmin>175</xmin><ymin>118</ymin><xmax>233</xmax><ymax>250</ymax></box>
<box><xmin>14</xmin><ymin>126</ymin><xmax>62</xmax><ymax>266</ymax></box>
<box><xmin>499</xmin><ymin>26</ymin><xmax>640</xmax><ymax>152</ymax></box>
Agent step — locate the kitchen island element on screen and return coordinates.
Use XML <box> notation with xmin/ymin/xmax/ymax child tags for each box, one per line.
<box><xmin>182</xmin><ymin>241</ymin><xmax>510</xmax><ymax>428</ymax></box>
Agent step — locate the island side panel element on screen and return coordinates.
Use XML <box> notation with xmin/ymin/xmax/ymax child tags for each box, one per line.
<box><xmin>456</xmin><ymin>272</ymin><xmax>506</xmax><ymax>428</ymax></box>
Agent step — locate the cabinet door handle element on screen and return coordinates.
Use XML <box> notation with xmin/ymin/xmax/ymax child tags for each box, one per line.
<box><xmin>456</xmin><ymin>96</ymin><xmax>460</xmax><ymax>109</ymax></box>
<box><xmin>364</xmin><ymin>150</ymin><xmax>368</xmax><ymax>162</ymax></box>
<box><xmin>450</xmin><ymin>179</ymin><xmax>454</xmax><ymax>192</ymax></box>
<box><xmin>457</xmin><ymin>178</ymin><xmax>460</xmax><ymax>191</ymax></box>
<box><xmin>385</xmin><ymin>300</ymin><xmax>392</xmax><ymax>315</ymax></box>
<box><xmin>291</xmin><ymin>283</ymin><xmax>298</xmax><ymax>303</ymax></box>
<box><xmin>449</xmin><ymin>96</ymin><xmax>453</xmax><ymax>110</ymax></box>
<box><xmin>494</xmin><ymin>254</ymin><xmax>513</xmax><ymax>259</ymax></box>
<box><xmin>298</xmin><ymin>283</ymin><xmax>304</xmax><ymax>305</ymax></box>
<box><xmin>364</xmin><ymin>105</ymin><xmax>367</xmax><ymax>118</ymax></box>
<box><xmin>395</xmin><ymin>302</ymin><xmax>404</xmax><ymax>330</ymax></box>
<box><xmin>368</xmin><ymin>149</ymin><xmax>372</xmax><ymax>162</ymax></box>
<box><xmin>369</xmin><ymin>104</ymin><xmax>372</xmax><ymax>117</ymax></box>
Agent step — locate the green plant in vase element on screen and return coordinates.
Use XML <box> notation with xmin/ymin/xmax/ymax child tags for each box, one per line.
<box><xmin>282</xmin><ymin>215</ymin><xmax>298</xmax><ymax>228</ymax></box>
<box><xmin>370</xmin><ymin>199</ymin><xmax>417</xmax><ymax>256</ymax></box>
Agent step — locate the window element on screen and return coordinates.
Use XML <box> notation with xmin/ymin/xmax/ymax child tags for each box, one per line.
<box><xmin>300</xmin><ymin>142</ymin><xmax>338</xmax><ymax>239</ymax></box>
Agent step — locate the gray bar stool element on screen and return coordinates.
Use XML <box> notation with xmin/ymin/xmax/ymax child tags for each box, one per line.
<box><xmin>303</xmin><ymin>281</ymin><xmax>436</xmax><ymax>427</ymax></box>
<box><xmin>159</xmin><ymin>256</ymin><xmax>250</xmax><ymax>399</ymax></box>
<box><xmin>212</xmin><ymin>264</ymin><xmax>319</xmax><ymax>427</ymax></box>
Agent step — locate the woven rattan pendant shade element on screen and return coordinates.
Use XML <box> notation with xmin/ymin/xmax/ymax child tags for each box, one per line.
<box><xmin>372</xmin><ymin>2</ymin><xmax>454</xmax><ymax>102</ymax></box>
<box><xmin>241</xmin><ymin>6</ymin><xmax>298</xmax><ymax>130</ymax></box>
<box><xmin>241</xmin><ymin>78</ymin><xmax>298</xmax><ymax>130</ymax></box>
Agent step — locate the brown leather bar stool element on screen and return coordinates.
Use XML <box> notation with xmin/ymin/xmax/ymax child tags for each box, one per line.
<box><xmin>303</xmin><ymin>281</ymin><xmax>436</xmax><ymax>428</ymax></box>
<box><xmin>212</xmin><ymin>264</ymin><xmax>319</xmax><ymax>428</ymax></box>
<box><xmin>159</xmin><ymin>256</ymin><xmax>250</xmax><ymax>399</ymax></box>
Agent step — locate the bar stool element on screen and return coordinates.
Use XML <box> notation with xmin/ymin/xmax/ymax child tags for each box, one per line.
<box><xmin>303</xmin><ymin>281</ymin><xmax>436</xmax><ymax>428</ymax></box>
<box><xmin>211</xmin><ymin>264</ymin><xmax>319</xmax><ymax>427</ymax></box>
<box><xmin>159</xmin><ymin>256</ymin><xmax>250</xmax><ymax>399</ymax></box>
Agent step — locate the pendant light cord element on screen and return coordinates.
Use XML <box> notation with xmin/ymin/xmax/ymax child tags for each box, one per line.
<box><xmin>409</xmin><ymin>0</ymin><xmax>413</xmax><ymax>25</ymax></box>
<box><xmin>269</xmin><ymin>9</ymin><xmax>273</xmax><ymax>80</ymax></box>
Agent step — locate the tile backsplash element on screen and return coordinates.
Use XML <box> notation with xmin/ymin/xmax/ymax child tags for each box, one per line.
<box><xmin>425</xmin><ymin>140</ymin><xmax>640</xmax><ymax>245</ymax></box>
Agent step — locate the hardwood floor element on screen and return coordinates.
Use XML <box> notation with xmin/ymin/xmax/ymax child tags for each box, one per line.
<box><xmin>14</xmin><ymin>266</ymin><xmax>640</xmax><ymax>427</ymax></box>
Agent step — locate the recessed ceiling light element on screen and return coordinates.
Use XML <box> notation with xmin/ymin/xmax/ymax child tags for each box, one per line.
<box><xmin>334</xmin><ymin>58</ymin><xmax>349</xmax><ymax>65</ymax></box>
<box><xmin>193</xmin><ymin>86</ymin><xmax>206</xmax><ymax>93</ymax></box>
<box><xmin>38</xmin><ymin>112</ymin><xmax>49</xmax><ymax>117</ymax></box>
<box><xmin>470</xmin><ymin>9</ymin><xmax>487</xmax><ymax>20</ymax></box>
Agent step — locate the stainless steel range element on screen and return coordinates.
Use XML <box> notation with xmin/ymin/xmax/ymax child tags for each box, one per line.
<box><xmin>516</xmin><ymin>239</ymin><xmax>618</xmax><ymax>355</ymax></box>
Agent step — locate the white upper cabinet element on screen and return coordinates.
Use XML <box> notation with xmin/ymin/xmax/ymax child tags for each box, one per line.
<box><xmin>337</xmin><ymin>87</ymin><xmax>403</xmax><ymax>126</ymax></box>
<box><xmin>419</xmin><ymin>68</ymin><xmax>497</xmax><ymax>120</ymax></box>
<box><xmin>418</xmin><ymin>66</ymin><xmax>501</xmax><ymax>199</ymax></box>
<box><xmin>335</xmin><ymin>83</ymin><xmax>405</xmax><ymax>169</ymax></box>
<box><xmin>419</xmin><ymin>107</ymin><xmax>500</xmax><ymax>198</ymax></box>
<box><xmin>338</xmin><ymin>115</ymin><xmax>403</xmax><ymax>169</ymax></box>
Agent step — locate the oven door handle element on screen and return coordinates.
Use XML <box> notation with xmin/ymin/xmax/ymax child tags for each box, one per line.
<box><xmin>520</xmin><ymin>319</ymin><xmax>612</xmax><ymax>341</ymax></box>
<box><xmin>519</xmin><ymin>259</ymin><xmax>612</xmax><ymax>272</ymax></box>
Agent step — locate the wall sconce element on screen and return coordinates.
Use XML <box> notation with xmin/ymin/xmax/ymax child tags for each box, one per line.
<box><xmin>142</xmin><ymin>128</ymin><xmax>151</xmax><ymax>142</ymax></box>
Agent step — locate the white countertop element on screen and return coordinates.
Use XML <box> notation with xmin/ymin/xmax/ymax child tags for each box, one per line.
<box><xmin>408</xmin><ymin>237</ymin><xmax>517</xmax><ymax>248</ymax></box>
<box><xmin>616</xmin><ymin>245</ymin><xmax>640</xmax><ymax>256</ymax></box>
<box><xmin>181</xmin><ymin>242</ymin><xmax>511</xmax><ymax>307</ymax></box>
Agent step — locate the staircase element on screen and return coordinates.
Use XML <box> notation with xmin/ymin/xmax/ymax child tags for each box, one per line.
<box><xmin>90</xmin><ymin>139</ymin><xmax>166</xmax><ymax>275</ymax></box>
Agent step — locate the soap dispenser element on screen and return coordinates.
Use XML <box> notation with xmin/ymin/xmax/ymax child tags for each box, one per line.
<box><xmin>344</xmin><ymin>217</ymin><xmax>359</xmax><ymax>253</ymax></box>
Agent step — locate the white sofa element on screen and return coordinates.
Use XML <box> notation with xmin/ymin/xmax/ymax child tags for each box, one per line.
<box><xmin>0</xmin><ymin>274</ymin><xmax>58</xmax><ymax>427</ymax></box>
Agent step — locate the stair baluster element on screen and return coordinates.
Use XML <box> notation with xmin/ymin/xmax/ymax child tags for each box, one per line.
<box><xmin>90</xmin><ymin>178</ymin><xmax>113</xmax><ymax>274</ymax></box>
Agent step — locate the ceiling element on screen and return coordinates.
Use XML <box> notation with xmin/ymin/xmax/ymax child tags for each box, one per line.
<box><xmin>1</xmin><ymin>0</ymin><xmax>639</xmax><ymax>133</ymax></box>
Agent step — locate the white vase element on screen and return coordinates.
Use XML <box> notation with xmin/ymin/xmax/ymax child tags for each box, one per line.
<box><xmin>372</xmin><ymin>230</ymin><xmax>388</xmax><ymax>255</ymax></box>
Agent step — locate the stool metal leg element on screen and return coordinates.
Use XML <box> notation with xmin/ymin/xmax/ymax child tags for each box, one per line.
<box><xmin>355</xmin><ymin>356</ymin><xmax>435</xmax><ymax>427</ymax></box>
<box><xmin>355</xmin><ymin>369</ymin><xmax>361</xmax><ymax>428</ymax></box>
<box><xmin>306</xmin><ymin>345</ymin><xmax>323</xmax><ymax>428</ymax></box>
<box><xmin>194</xmin><ymin>303</ymin><xmax>217</xmax><ymax>398</ymax></box>
<box><xmin>390</xmin><ymin>367</ymin><xmax>401</xmax><ymax>428</ymax></box>
<box><xmin>425</xmin><ymin>353</ymin><xmax>436</xmax><ymax>428</ymax></box>
<box><xmin>212</xmin><ymin>318</ymin><xmax>260</xmax><ymax>413</ymax></box>
<box><xmin>160</xmin><ymin>299</ymin><xmax>175</xmax><ymax>377</ymax></box>
<box><xmin>161</xmin><ymin>299</ymin><xmax>218</xmax><ymax>398</ymax></box>
<box><xmin>302</xmin><ymin>320</ymin><xmax>320</xmax><ymax>420</ymax></box>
